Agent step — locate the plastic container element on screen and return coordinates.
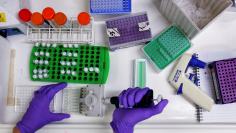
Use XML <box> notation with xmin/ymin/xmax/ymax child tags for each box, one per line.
<box><xmin>105</xmin><ymin>12</ymin><xmax>152</xmax><ymax>51</ymax></box>
<box><xmin>156</xmin><ymin>0</ymin><xmax>232</xmax><ymax>39</ymax></box>
<box><xmin>31</xmin><ymin>12</ymin><xmax>50</xmax><ymax>28</ymax></box>
<box><xmin>18</xmin><ymin>8</ymin><xmax>33</xmax><ymax>27</ymax></box>
<box><xmin>42</xmin><ymin>7</ymin><xmax>56</xmax><ymax>28</ymax></box>
<box><xmin>77</xmin><ymin>12</ymin><xmax>91</xmax><ymax>26</ymax></box>
<box><xmin>54</xmin><ymin>12</ymin><xmax>70</xmax><ymax>28</ymax></box>
<box><xmin>90</xmin><ymin>0</ymin><xmax>131</xmax><ymax>14</ymax></box>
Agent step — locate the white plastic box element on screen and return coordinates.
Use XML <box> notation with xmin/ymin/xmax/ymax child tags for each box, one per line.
<box><xmin>156</xmin><ymin>0</ymin><xmax>232</xmax><ymax>39</ymax></box>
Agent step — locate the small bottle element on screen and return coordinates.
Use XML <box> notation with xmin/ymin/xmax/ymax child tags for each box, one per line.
<box><xmin>31</xmin><ymin>12</ymin><xmax>50</xmax><ymax>28</ymax></box>
<box><xmin>18</xmin><ymin>8</ymin><xmax>34</xmax><ymax>27</ymax></box>
<box><xmin>77</xmin><ymin>12</ymin><xmax>91</xmax><ymax>26</ymax></box>
<box><xmin>42</xmin><ymin>7</ymin><xmax>56</xmax><ymax>28</ymax></box>
<box><xmin>54</xmin><ymin>12</ymin><xmax>70</xmax><ymax>28</ymax></box>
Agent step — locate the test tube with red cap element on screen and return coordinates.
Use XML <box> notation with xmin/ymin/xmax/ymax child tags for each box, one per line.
<box><xmin>42</xmin><ymin>7</ymin><xmax>56</xmax><ymax>28</ymax></box>
<box><xmin>53</xmin><ymin>12</ymin><xmax>70</xmax><ymax>28</ymax></box>
<box><xmin>18</xmin><ymin>8</ymin><xmax>34</xmax><ymax>27</ymax></box>
<box><xmin>77</xmin><ymin>12</ymin><xmax>91</xmax><ymax>26</ymax></box>
<box><xmin>31</xmin><ymin>12</ymin><xmax>50</xmax><ymax>28</ymax></box>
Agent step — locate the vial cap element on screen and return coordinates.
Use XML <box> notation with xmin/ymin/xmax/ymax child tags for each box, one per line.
<box><xmin>54</xmin><ymin>12</ymin><xmax>67</xmax><ymax>26</ymax></box>
<box><xmin>42</xmin><ymin>7</ymin><xmax>55</xmax><ymax>20</ymax></box>
<box><xmin>77</xmin><ymin>12</ymin><xmax>90</xmax><ymax>25</ymax></box>
<box><xmin>31</xmin><ymin>12</ymin><xmax>44</xmax><ymax>26</ymax></box>
<box><xmin>18</xmin><ymin>8</ymin><xmax>32</xmax><ymax>22</ymax></box>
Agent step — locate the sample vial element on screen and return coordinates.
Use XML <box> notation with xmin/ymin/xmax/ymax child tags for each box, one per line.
<box><xmin>39</xmin><ymin>60</ymin><xmax>44</xmax><ymax>65</ymax></box>
<box><xmin>66</xmin><ymin>61</ymin><xmax>71</xmax><ymax>66</ymax></box>
<box><xmin>34</xmin><ymin>60</ymin><xmax>39</xmax><ymax>64</ymax></box>
<box><xmin>34</xmin><ymin>52</ymin><xmax>39</xmax><ymax>56</ymax></box>
<box><xmin>46</xmin><ymin>43</ymin><xmax>51</xmax><ymax>47</ymax></box>
<box><xmin>68</xmin><ymin>44</ymin><xmax>73</xmax><ymax>48</ymax></box>
<box><xmin>45</xmin><ymin>52</ymin><xmax>50</xmax><ymax>57</ymax></box>
<box><xmin>71</xmin><ymin>71</ymin><xmax>76</xmax><ymax>76</ymax></box>
<box><xmin>60</xmin><ymin>61</ymin><xmax>66</xmax><ymax>66</ymax></box>
<box><xmin>63</xmin><ymin>44</ymin><xmax>68</xmax><ymax>48</ymax></box>
<box><xmin>44</xmin><ymin>60</ymin><xmax>49</xmax><ymax>65</ymax></box>
<box><xmin>66</xmin><ymin>70</ymin><xmax>71</xmax><ymax>74</ymax></box>
<box><xmin>77</xmin><ymin>12</ymin><xmax>91</xmax><ymax>26</ymax></box>
<box><xmin>73</xmin><ymin>53</ymin><xmax>78</xmax><ymax>57</ymax></box>
<box><xmin>89</xmin><ymin>67</ymin><xmax>94</xmax><ymax>72</ymax></box>
<box><xmin>42</xmin><ymin>7</ymin><xmax>56</xmax><ymax>28</ymax></box>
<box><xmin>31</xmin><ymin>12</ymin><xmax>50</xmax><ymax>28</ymax></box>
<box><xmin>35</xmin><ymin>42</ymin><xmax>40</xmax><ymax>47</ymax></box>
<box><xmin>54</xmin><ymin>12</ymin><xmax>70</xmax><ymax>28</ymax></box>
<box><xmin>43</xmin><ymin>73</ymin><xmax>49</xmax><ymax>78</ymax></box>
<box><xmin>40</xmin><ymin>51</ymin><xmax>44</xmax><ymax>56</ymax></box>
<box><xmin>52</xmin><ymin>43</ymin><xmax>57</xmax><ymax>48</ymax></box>
<box><xmin>43</xmin><ymin>69</ymin><xmax>48</xmax><ymax>73</ymax></box>
<box><xmin>74</xmin><ymin>44</ymin><xmax>79</xmax><ymax>48</ymax></box>
<box><xmin>18</xmin><ymin>8</ymin><xmax>34</xmax><ymax>27</ymax></box>
<box><xmin>72</xmin><ymin>61</ymin><xmax>77</xmax><ymax>66</ymax></box>
<box><xmin>41</xmin><ymin>42</ymin><xmax>46</xmax><ymax>47</ymax></box>
<box><xmin>33</xmin><ymin>75</ymin><xmax>38</xmax><ymax>79</ymax></box>
<box><xmin>38</xmin><ymin>74</ymin><xmax>43</xmax><ymax>79</ymax></box>
<box><xmin>67</xmin><ymin>52</ymin><xmax>72</xmax><ymax>57</ymax></box>
<box><xmin>38</xmin><ymin>69</ymin><xmax>43</xmax><ymax>74</ymax></box>
<box><xmin>94</xmin><ymin>67</ymin><xmax>99</xmax><ymax>73</ymax></box>
<box><xmin>33</xmin><ymin>69</ymin><xmax>38</xmax><ymax>74</ymax></box>
<box><xmin>62</xmin><ymin>52</ymin><xmax>67</xmax><ymax>56</ymax></box>
<box><xmin>84</xmin><ymin>67</ymin><xmax>89</xmax><ymax>73</ymax></box>
<box><xmin>61</xmin><ymin>70</ymin><xmax>65</xmax><ymax>74</ymax></box>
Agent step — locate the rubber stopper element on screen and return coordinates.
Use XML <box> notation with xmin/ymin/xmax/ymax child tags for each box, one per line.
<box><xmin>18</xmin><ymin>8</ymin><xmax>32</xmax><ymax>22</ymax></box>
<box><xmin>54</xmin><ymin>12</ymin><xmax>67</xmax><ymax>26</ymax></box>
<box><xmin>31</xmin><ymin>12</ymin><xmax>44</xmax><ymax>26</ymax></box>
<box><xmin>77</xmin><ymin>12</ymin><xmax>91</xmax><ymax>25</ymax></box>
<box><xmin>42</xmin><ymin>7</ymin><xmax>55</xmax><ymax>20</ymax></box>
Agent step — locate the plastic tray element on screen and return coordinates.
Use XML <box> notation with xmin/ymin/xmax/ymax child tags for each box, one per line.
<box><xmin>29</xmin><ymin>43</ymin><xmax>110</xmax><ymax>84</ymax></box>
<box><xmin>143</xmin><ymin>25</ymin><xmax>191</xmax><ymax>70</ymax></box>
<box><xmin>106</xmin><ymin>12</ymin><xmax>152</xmax><ymax>51</ymax></box>
<box><xmin>90</xmin><ymin>0</ymin><xmax>131</xmax><ymax>14</ymax></box>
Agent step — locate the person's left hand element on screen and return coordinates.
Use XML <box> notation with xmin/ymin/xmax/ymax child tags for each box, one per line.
<box><xmin>16</xmin><ymin>83</ymin><xmax>70</xmax><ymax>133</ymax></box>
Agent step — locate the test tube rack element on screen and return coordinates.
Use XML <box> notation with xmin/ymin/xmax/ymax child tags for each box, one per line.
<box><xmin>105</xmin><ymin>12</ymin><xmax>152</xmax><ymax>51</ymax></box>
<box><xmin>29</xmin><ymin>43</ymin><xmax>110</xmax><ymax>84</ymax></box>
<box><xmin>209</xmin><ymin>58</ymin><xmax>236</xmax><ymax>104</ymax></box>
<box><xmin>90</xmin><ymin>0</ymin><xmax>131</xmax><ymax>14</ymax></box>
<box><xmin>27</xmin><ymin>18</ymin><xmax>94</xmax><ymax>44</ymax></box>
<box><xmin>143</xmin><ymin>25</ymin><xmax>191</xmax><ymax>71</ymax></box>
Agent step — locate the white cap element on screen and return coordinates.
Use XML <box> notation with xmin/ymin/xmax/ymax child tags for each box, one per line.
<box><xmin>61</xmin><ymin>70</ymin><xmax>65</xmax><ymax>74</ymax></box>
<box><xmin>34</xmin><ymin>60</ymin><xmax>39</xmax><ymax>64</ymax></box>
<box><xmin>46</xmin><ymin>43</ymin><xmax>51</xmax><ymax>47</ymax></box>
<box><xmin>60</xmin><ymin>61</ymin><xmax>66</xmax><ymax>66</ymax></box>
<box><xmin>43</xmin><ymin>73</ymin><xmax>48</xmax><ymax>78</ymax></box>
<box><xmin>34</xmin><ymin>52</ymin><xmax>39</xmax><ymax>56</ymax></box>
<box><xmin>44</xmin><ymin>60</ymin><xmax>49</xmax><ymax>65</ymax></box>
<box><xmin>67</xmin><ymin>52</ymin><xmax>72</xmax><ymax>57</ymax></box>
<box><xmin>41</xmin><ymin>43</ymin><xmax>46</xmax><ymax>47</ymax></box>
<box><xmin>66</xmin><ymin>70</ymin><xmax>71</xmax><ymax>74</ymax></box>
<box><xmin>45</xmin><ymin>52</ymin><xmax>50</xmax><ymax>57</ymax></box>
<box><xmin>72</xmin><ymin>61</ymin><xmax>77</xmax><ymax>66</ymax></box>
<box><xmin>35</xmin><ymin>42</ymin><xmax>40</xmax><ymax>47</ymax></box>
<box><xmin>73</xmin><ymin>53</ymin><xmax>78</xmax><ymax>57</ymax></box>
<box><xmin>72</xmin><ymin>71</ymin><xmax>76</xmax><ymax>76</ymax></box>
<box><xmin>94</xmin><ymin>67</ymin><xmax>99</xmax><ymax>73</ymax></box>
<box><xmin>33</xmin><ymin>69</ymin><xmax>38</xmax><ymax>74</ymax></box>
<box><xmin>63</xmin><ymin>44</ymin><xmax>68</xmax><ymax>48</ymax></box>
<box><xmin>84</xmin><ymin>67</ymin><xmax>89</xmax><ymax>73</ymax></box>
<box><xmin>52</xmin><ymin>43</ymin><xmax>57</xmax><ymax>48</ymax></box>
<box><xmin>62</xmin><ymin>52</ymin><xmax>67</xmax><ymax>56</ymax></box>
<box><xmin>43</xmin><ymin>69</ymin><xmax>48</xmax><ymax>73</ymax></box>
<box><xmin>38</xmin><ymin>74</ymin><xmax>43</xmax><ymax>79</ymax></box>
<box><xmin>39</xmin><ymin>60</ymin><xmax>44</xmax><ymax>65</ymax></box>
<box><xmin>66</xmin><ymin>62</ymin><xmax>71</xmax><ymax>66</ymax></box>
<box><xmin>33</xmin><ymin>75</ymin><xmax>38</xmax><ymax>79</ymax></box>
<box><xmin>89</xmin><ymin>67</ymin><xmax>94</xmax><ymax>72</ymax></box>
<box><xmin>38</xmin><ymin>69</ymin><xmax>43</xmax><ymax>74</ymax></box>
<box><xmin>40</xmin><ymin>51</ymin><xmax>44</xmax><ymax>56</ymax></box>
<box><xmin>68</xmin><ymin>44</ymin><xmax>73</xmax><ymax>48</ymax></box>
<box><xmin>74</xmin><ymin>44</ymin><xmax>79</xmax><ymax>48</ymax></box>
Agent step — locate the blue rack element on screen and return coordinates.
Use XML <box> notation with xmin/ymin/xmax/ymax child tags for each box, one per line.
<box><xmin>90</xmin><ymin>0</ymin><xmax>131</xmax><ymax>14</ymax></box>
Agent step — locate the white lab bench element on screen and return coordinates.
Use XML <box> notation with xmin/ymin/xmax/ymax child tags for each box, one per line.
<box><xmin>1</xmin><ymin>0</ymin><xmax>236</xmax><ymax>133</ymax></box>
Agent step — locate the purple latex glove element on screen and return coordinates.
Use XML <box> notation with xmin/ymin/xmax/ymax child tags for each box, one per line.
<box><xmin>111</xmin><ymin>88</ymin><xmax>168</xmax><ymax>133</ymax></box>
<box><xmin>17</xmin><ymin>83</ymin><xmax>70</xmax><ymax>133</ymax></box>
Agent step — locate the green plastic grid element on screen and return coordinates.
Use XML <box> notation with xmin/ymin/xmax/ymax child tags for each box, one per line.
<box><xmin>143</xmin><ymin>25</ymin><xmax>191</xmax><ymax>70</ymax></box>
<box><xmin>30</xmin><ymin>44</ymin><xmax>110</xmax><ymax>84</ymax></box>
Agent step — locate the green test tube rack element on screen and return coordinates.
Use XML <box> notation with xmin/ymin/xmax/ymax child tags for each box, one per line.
<box><xmin>142</xmin><ymin>25</ymin><xmax>191</xmax><ymax>71</ymax></box>
<box><xmin>30</xmin><ymin>43</ymin><xmax>110</xmax><ymax>84</ymax></box>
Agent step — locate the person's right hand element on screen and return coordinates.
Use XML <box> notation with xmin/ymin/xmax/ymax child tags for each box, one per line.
<box><xmin>110</xmin><ymin>88</ymin><xmax>168</xmax><ymax>133</ymax></box>
<box><xmin>16</xmin><ymin>83</ymin><xmax>70</xmax><ymax>133</ymax></box>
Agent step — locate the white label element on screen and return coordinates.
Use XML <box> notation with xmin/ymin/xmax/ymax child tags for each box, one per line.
<box><xmin>107</xmin><ymin>28</ymin><xmax>120</xmax><ymax>37</ymax></box>
<box><xmin>138</xmin><ymin>21</ymin><xmax>150</xmax><ymax>31</ymax></box>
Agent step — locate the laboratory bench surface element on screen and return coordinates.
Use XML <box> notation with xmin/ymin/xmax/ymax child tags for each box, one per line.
<box><xmin>1</xmin><ymin>0</ymin><xmax>236</xmax><ymax>132</ymax></box>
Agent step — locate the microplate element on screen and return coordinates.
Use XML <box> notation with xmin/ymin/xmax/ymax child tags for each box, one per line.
<box><xmin>30</xmin><ymin>43</ymin><xmax>110</xmax><ymax>84</ymax></box>
<box><xmin>90</xmin><ymin>0</ymin><xmax>131</xmax><ymax>14</ymax></box>
<box><xmin>209</xmin><ymin>58</ymin><xmax>236</xmax><ymax>104</ymax></box>
<box><xmin>143</xmin><ymin>25</ymin><xmax>191</xmax><ymax>71</ymax></box>
<box><xmin>106</xmin><ymin>12</ymin><xmax>152</xmax><ymax>50</ymax></box>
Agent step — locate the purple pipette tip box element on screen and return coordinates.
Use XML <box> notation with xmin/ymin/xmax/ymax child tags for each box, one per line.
<box><xmin>105</xmin><ymin>12</ymin><xmax>152</xmax><ymax>51</ymax></box>
<box><xmin>209</xmin><ymin>58</ymin><xmax>236</xmax><ymax>104</ymax></box>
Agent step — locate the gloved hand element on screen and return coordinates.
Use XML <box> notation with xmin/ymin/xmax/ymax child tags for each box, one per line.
<box><xmin>16</xmin><ymin>83</ymin><xmax>70</xmax><ymax>133</ymax></box>
<box><xmin>110</xmin><ymin>88</ymin><xmax>168</xmax><ymax>133</ymax></box>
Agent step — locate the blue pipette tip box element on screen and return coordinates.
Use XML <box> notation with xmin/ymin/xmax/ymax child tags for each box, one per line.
<box><xmin>90</xmin><ymin>0</ymin><xmax>131</xmax><ymax>14</ymax></box>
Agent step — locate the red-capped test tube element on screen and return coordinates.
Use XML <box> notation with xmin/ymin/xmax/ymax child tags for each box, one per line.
<box><xmin>53</xmin><ymin>12</ymin><xmax>70</xmax><ymax>28</ymax></box>
<box><xmin>42</xmin><ymin>7</ymin><xmax>56</xmax><ymax>28</ymax></box>
<box><xmin>77</xmin><ymin>12</ymin><xmax>91</xmax><ymax>26</ymax></box>
<box><xmin>18</xmin><ymin>8</ymin><xmax>34</xmax><ymax>27</ymax></box>
<box><xmin>31</xmin><ymin>12</ymin><xmax>50</xmax><ymax>28</ymax></box>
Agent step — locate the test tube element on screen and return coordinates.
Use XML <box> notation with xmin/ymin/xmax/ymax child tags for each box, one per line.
<box><xmin>31</xmin><ymin>12</ymin><xmax>50</xmax><ymax>28</ymax></box>
<box><xmin>77</xmin><ymin>12</ymin><xmax>91</xmax><ymax>26</ymax></box>
<box><xmin>54</xmin><ymin>12</ymin><xmax>70</xmax><ymax>28</ymax></box>
<box><xmin>18</xmin><ymin>8</ymin><xmax>34</xmax><ymax>27</ymax></box>
<box><xmin>42</xmin><ymin>7</ymin><xmax>56</xmax><ymax>28</ymax></box>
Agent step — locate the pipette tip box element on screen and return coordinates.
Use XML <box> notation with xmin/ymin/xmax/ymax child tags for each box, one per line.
<box><xmin>142</xmin><ymin>25</ymin><xmax>191</xmax><ymax>71</ymax></box>
<box><xmin>106</xmin><ymin>12</ymin><xmax>152</xmax><ymax>51</ymax></box>
<box><xmin>90</xmin><ymin>0</ymin><xmax>131</xmax><ymax>14</ymax></box>
<box><xmin>30</xmin><ymin>43</ymin><xmax>110</xmax><ymax>84</ymax></box>
<box><xmin>209</xmin><ymin>58</ymin><xmax>236</xmax><ymax>104</ymax></box>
